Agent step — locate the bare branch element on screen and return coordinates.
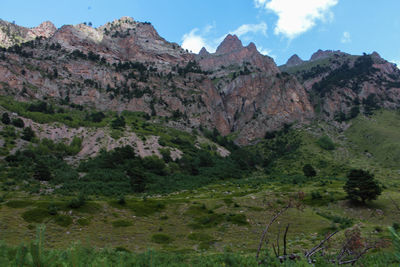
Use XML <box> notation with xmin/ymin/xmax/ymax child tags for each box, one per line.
<box><xmin>276</xmin><ymin>224</ymin><xmax>281</xmax><ymax>257</ymax></box>
<box><xmin>272</xmin><ymin>243</ymin><xmax>278</xmax><ymax>258</ymax></box>
<box><xmin>283</xmin><ymin>224</ymin><xmax>290</xmax><ymax>256</ymax></box>
<box><xmin>305</xmin><ymin>230</ymin><xmax>339</xmax><ymax>258</ymax></box>
<box><xmin>338</xmin><ymin>245</ymin><xmax>375</xmax><ymax>265</ymax></box>
<box><xmin>256</xmin><ymin>203</ymin><xmax>291</xmax><ymax>260</ymax></box>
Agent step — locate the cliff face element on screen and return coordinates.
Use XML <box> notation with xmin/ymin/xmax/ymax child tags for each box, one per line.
<box><xmin>0</xmin><ymin>18</ymin><xmax>399</xmax><ymax>145</ymax></box>
<box><xmin>0</xmin><ymin>20</ymin><xmax>56</xmax><ymax>48</ymax></box>
<box><xmin>282</xmin><ymin>50</ymin><xmax>400</xmax><ymax>121</ymax></box>
<box><xmin>285</xmin><ymin>54</ymin><xmax>304</xmax><ymax>67</ymax></box>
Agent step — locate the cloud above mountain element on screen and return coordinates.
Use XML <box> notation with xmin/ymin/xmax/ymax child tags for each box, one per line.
<box><xmin>254</xmin><ymin>0</ymin><xmax>338</xmax><ymax>39</ymax></box>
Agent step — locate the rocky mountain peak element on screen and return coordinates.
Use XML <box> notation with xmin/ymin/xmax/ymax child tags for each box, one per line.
<box><xmin>30</xmin><ymin>21</ymin><xmax>57</xmax><ymax>38</ymax></box>
<box><xmin>310</xmin><ymin>49</ymin><xmax>344</xmax><ymax>61</ymax></box>
<box><xmin>246</xmin><ymin>42</ymin><xmax>258</xmax><ymax>53</ymax></box>
<box><xmin>199</xmin><ymin>47</ymin><xmax>210</xmax><ymax>56</ymax></box>
<box><xmin>216</xmin><ymin>34</ymin><xmax>243</xmax><ymax>54</ymax></box>
<box><xmin>285</xmin><ymin>54</ymin><xmax>304</xmax><ymax>67</ymax></box>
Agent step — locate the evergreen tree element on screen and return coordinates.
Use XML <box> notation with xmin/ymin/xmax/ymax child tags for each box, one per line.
<box><xmin>21</xmin><ymin>127</ymin><xmax>35</xmax><ymax>141</ymax></box>
<box><xmin>33</xmin><ymin>161</ymin><xmax>52</xmax><ymax>181</ymax></box>
<box><xmin>343</xmin><ymin>169</ymin><xmax>382</xmax><ymax>203</ymax></box>
<box><xmin>1</xmin><ymin>112</ymin><xmax>10</xmax><ymax>124</ymax></box>
<box><xmin>303</xmin><ymin>164</ymin><xmax>317</xmax><ymax>177</ymax></box>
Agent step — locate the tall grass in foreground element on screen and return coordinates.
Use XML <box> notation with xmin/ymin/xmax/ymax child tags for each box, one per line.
<box><xmin>0</xmin><ymin>225</ymin><xmax>399</xmax><ymax>266</ymax></box>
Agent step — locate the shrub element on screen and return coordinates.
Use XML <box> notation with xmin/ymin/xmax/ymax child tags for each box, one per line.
<box><xmin>317</xmin><ymin>136</ymin><xmax>335</xmax><ymax>150</ymax></box>
<box><xmin>68</xmin><ymin>194</ymin><xmax>86</xmax><ymax>209</ymax></box>
<box><xmin>54</xmin><ymin>215</ymin><xmax>73</xmax><ymax>227</ymax></box>
<box><xmin>47</xmin><ymin>203</ymin><xmax>58</xmax><ymax>215</ymax></box>
<box><xmin>151</xmin><ymin>233</ymin><xmax>172</xmax><ymax>244</ymax></box>
<box><xmin>11</xmin><ymin>118</ymin><xmax>24</xmax><ymax>128</ymax></box>
<box><xmin>225</xmin><ymin>213</ymin><xmax>248</xmax><ymax>225</ymax></box>
<box><xmin>111</xmin><ymin>115</ymin><xmax>126</xmax><ymax>129</ymax></box>
<box><xmin>303</xmin><ymin>164</ymin><xmax>317</xmax><ymax>177</ymax></box>
<box><xmin>1</xmin><ymin>112</ymin><xmax>10</xmax><ymax>124</ymax></box>
<box><xmin>21</xmin><ymin>126</ymin><xmax>35</xmax><ymax>141</ymax></box>
<box><xmin>33</xmin><ymin>161</ymin><xmax>52</xmax><ymax>181</ymax></box>
<box><xmin>77</xmin><ymin>218</ymin><xmax>91</xmax><ymax>226</ymax></box>
<box><xmin>22</xmin><ymin>208</ymin><xmax>50</xmax><ymax>223</ymax></box>
<box><xmin>117</xmin><ymin>195</ymin><xmax>126</xmax><ymax>205</ymax></box>
<box><xmin>311</xmin><ymin>191</ymin><xmax>323</xmax><ymax>200</ymax></box>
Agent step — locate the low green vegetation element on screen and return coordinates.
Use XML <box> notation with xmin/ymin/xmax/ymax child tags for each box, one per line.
<box><xmin>1</xmin><ymin>100</ymin><xmax>400</xmax><ymax>265</ymax></box>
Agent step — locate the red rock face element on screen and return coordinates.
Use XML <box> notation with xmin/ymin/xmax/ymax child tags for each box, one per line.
<box><xmin>0</xmin><ymin>20</ymin><xmax>57</xmax><ymax>48</ymax></box>
<box><xmin>285</xmin><ymin>54</ymin><xmax>304</xmax><ymax>67</ymax></box>
<box><xmin>1</xmin><ymin>18</ymin><xmax>399</xmax><ymax>145</ymax></box>
<box><xmin>289</xmin><ymin>51</ymin><xmax>400</xmax><ymax>120</ymax></box>
<box><xmin>197</xmin><ymin>34</ymin><xmax>278</xmax><ymax>75</ymax></box>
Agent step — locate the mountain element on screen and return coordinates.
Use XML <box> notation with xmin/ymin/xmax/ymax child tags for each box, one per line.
<box><xmin>280</xmin><ymin>50</ymin><xmax>400</xmax><ymax>122</ymax></box>
<box><xmin>0</xmin><ymin>17</ymin><xmax>399</xmax><ymax>146</ymax></box>
<box><xmin>0</xmin><ymin>17</ymin><xmax>315</xmax><ymax>145</ymax></box>
<box><xmin>0</xmin><ymin>19</ymin><xmax>56</xmax><ymax>48</ymax></box>
<box><xmin>1</xmin><ymin>17</ymin><xmax>400</xmax><ymax>258</ymax></box>
<box><xmin>285</xmin><ymin>54</ymin><xmax>304</xmax><ymax>67</ymax></box>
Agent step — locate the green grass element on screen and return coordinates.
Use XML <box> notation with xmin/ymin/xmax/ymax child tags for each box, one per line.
<box><xmin>346</xmin><ymin>110</ymin><xmax>400</xmax><ymax>169</ymax></box>
<box><xmin>5</xmin><ymin>200</ymin><xmax>33</xmax><ymax>208</ymax></box>
<box><xmin>112</xmin><ymin>219</ymin><xmax>133</xmax><ymax>228</ymax></box>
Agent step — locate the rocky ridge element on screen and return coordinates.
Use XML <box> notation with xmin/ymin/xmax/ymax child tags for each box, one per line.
<box><xmin>0</xmin><ymin>17</ymin><xmax>399</xmax><ymax>146</ymax></box>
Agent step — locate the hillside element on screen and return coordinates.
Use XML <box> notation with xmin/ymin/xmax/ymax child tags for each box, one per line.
<box><xmin>0</xmin><ymin>17</ymin><xmax>400</xmax><ymax>266</ymax></box>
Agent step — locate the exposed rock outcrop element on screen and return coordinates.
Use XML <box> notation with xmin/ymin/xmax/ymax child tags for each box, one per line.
<box><xmin>1</xmin><ymin>17</ymin><xmax>399</xmax><ymax>146</ymax></box>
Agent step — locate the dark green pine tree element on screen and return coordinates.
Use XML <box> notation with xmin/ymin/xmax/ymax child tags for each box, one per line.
<box><xmin>343</xmin><ymin>169</ymin><xmax>382</xmax><ymax>203</ymax></box>
<box><xmin>33</xmin><ymin>161</ymin><xmax>52</xmax><ymax>181</ymax></box>
<box><xmin>1</xmin><ymin>112</ymin><xmax>10</xmax><ymax>124</ymax></box>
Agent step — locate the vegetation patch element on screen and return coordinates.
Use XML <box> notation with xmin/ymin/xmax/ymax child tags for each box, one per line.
<box><xmin>112</xmin><ymin>219</ymin><xmax>133</xmax><ymax>228</ymax></box>
<box><xmin>316</xmin><ymin>211</ymin><xmax>353</xmax><ymax>229</ymax></box>
<box><xmin>317</xmin><ymin>136</ymin><xmax>335</xmax><ymax>150</ymax></box>
<box><xmin>54</xmin><ymin>215</ymin><xmax>73</xmax><ymax>227</ymax></box>
<box><xmin>225</xmin><ymin>213</ymin><xmax>248</xmax><ymax>225</ymax></box>
<box><xmin>130</xmin><ymin>200</ymin><xmax>166</xmax><ymax>216</ymax></box>
<box><xmin>22</xmin><ymin>208</ymin><xmax>51</xmax><ymax>223</ymax></box>
<box><xmin>151</xmin><ymin>234</ymin><xmax>172</xmax><ymax>244</ymax></box>
<box><xmin>187</xmin><ymin>233</ymin><xmax>214</xmax><ymax>242</ymax></box>
<box><xmin>77</xmin><ymin>217</ymin><xmax>91</xmax><ymax>226</ymax></box>
<box><xmin>6</xmin><ymin>200</ymin><xmax>33</xmax><ymax>208</ymax></box>
<box><xmin>189</xmin><ymin>213</ymin><xmax>225</xmax><ymax>229</ymax></box>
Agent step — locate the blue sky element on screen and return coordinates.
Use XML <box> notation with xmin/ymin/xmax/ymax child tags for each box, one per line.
<box><xmin>1</xmin><ymin>0</ymin><xmax>400</xmax><ymax>66</ymax></box>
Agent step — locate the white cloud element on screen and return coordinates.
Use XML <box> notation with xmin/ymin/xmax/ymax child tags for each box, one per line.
<box><xmin>258</xmin><ymin>46</ymin><xmax>276</xmax><ymax>60</ymax></box>
<box><xmin>230</xmin><ymin>22</ymin><xmax>268</xmax><ymax>37</ymax></box>
<box><xmin>341</xmin><ymin>31</ymin><xmax>351</xmax><ymax>43</ymax></box>
<box><xmin>254</xmin><ymin>0</ymin><xmax>338</xmax><ymax>39</ymax></box>
<box><xmin>181</xmin><ymin>28</ymin><xmax>213</xmax><ymax>53</ymax></box>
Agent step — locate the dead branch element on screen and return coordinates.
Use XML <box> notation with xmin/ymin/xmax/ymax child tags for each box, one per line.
<box><xmin>305</xmin><ymin>230</ymin><xmax>339</xmax><ymax>259</ymax></box>
<box><xmin>272</xmin><ymin>243</ymin><xmax>278</xmax><ymax>258</ymax></box>
<box><xmin>276</xmin><ymin>224</ymin><xmax>281</xmax><ymax>256</ymax></box>
<box><xmin>283</xmin><ymin>224</ymin><xmax>290</xmax><ymax>256</ymax></box>
<box><xmin>338</xmin><ymin>245</ymin><xmax>375</xmax><ymax>265</ymax></box>
<box><xmin>256</xmin><ymin>203</ymin><xmax>291</xmax><ymax>260</ymax></box>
